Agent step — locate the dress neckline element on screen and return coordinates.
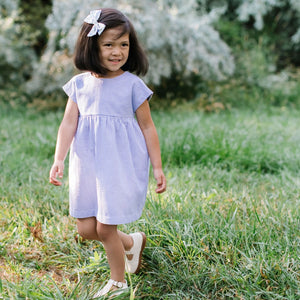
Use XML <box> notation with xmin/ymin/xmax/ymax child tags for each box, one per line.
<box><xmin>90</xmin><ymin>71</ymin><xmax>127</xmax><ymax>80</ymax></box>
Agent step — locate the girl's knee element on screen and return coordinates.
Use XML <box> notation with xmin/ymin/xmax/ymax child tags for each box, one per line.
<box><xmin>76</xmin><ymin>217</ymin><xmax>98</xmax><ymax>240</ymax></box>
<box><xmin>96</xmin><ymin>223</ymin><xmax>117</xmax><ymax>242</ymax></box>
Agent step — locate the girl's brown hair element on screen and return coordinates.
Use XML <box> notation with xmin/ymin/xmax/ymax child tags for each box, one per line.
<box><xmin>74</xmin><ymin>8</ymin><xmax>148</xmax><ymax>76</ymax></box>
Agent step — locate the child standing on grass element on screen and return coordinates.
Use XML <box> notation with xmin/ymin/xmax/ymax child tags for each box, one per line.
<box><xmin>49</xmin><ymin>8</ymin><xmax>166</xmax><ymax>298</ymax></box>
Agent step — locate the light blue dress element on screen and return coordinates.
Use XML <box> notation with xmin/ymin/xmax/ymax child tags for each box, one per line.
<box><xmin>62</xmin><ymin>71</ymin><xmax>153</xmax><ymax>225</ymax></box>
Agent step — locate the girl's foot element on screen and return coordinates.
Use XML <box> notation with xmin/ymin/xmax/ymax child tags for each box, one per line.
<box><xmin>93</xmin><ymin>279</ymin><xmax>128</xmax><ymax>298</ymax></box>
<box><xmin>125</xmin><ymin>232</ymin><xmax>146</xmax><ymax>274</ymax></box>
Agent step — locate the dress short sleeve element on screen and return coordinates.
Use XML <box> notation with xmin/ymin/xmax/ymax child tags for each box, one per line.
<box><xmin>62</xmin><ymin>77</ymin><xmax>77</xmax><ymax>103</ymax></box>
<box><xmin>132</xmin><ymin>78</ymin><xmax>153</xmax><ymax>112</ymax></box>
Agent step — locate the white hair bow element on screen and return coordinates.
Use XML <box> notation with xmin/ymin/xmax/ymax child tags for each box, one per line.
<box><xmin>84</xmin><ymin>10</ymin><xmax>106</xmax><ymax>37</ymax></box>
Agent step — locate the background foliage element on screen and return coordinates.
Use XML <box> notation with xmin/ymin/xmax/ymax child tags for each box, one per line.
<box><xmin>0</xmin><ymin>0</ymin><xmax>300</xmax><ymax>108</ymax></box>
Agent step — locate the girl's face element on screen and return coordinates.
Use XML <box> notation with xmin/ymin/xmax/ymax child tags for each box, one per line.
<box><xmin>98</xmin><ymin>27</ymin><xmax>130</xmax><ymax>78</ymax></box>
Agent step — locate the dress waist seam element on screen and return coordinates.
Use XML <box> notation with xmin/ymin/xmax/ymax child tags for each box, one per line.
<box><xmin>79</xmin><ymin>114</ymin><xmax>134</xmax><ymax>119</ymax></box>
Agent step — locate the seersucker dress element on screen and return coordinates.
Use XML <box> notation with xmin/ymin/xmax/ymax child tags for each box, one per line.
<box><xmin>62</xmin><ymin>71</ymin><xmax>153</xmax><ymax>225</ymax></box>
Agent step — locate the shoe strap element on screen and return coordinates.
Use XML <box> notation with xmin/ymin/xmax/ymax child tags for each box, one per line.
<box><xmin>125</xmin><ymin>233</ymin><xmax>138</xmax><ymax>255</ymax></box>
<box><xmin>125</xmin><ymin>249</ymin><xmax>133</xmax><ymax>255</ymax></box>
<box><xmin>109</xmin><ymin>279</ymin><xmax>127</xmax><ymax>288</ymax></box>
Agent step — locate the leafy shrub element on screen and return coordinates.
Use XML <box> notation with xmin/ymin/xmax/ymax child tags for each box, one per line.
<box><xmin>1</xmin><ymin>0</ymin><xmax>300</xmax><ymax>109</ymax></box>
<box><xmin>0</xmin><ymin>0</ymin><xmax>35</xmax><ymax>86</ymax></box>
<box><xmin>229</xmin><ymin>0</ymin><xmax>300</xmax><ymax>68</ymax></box>
<box><xmin>0</xmin><ymin>0</ymin><xmax>52</xmax><ymax>88</ymax></box>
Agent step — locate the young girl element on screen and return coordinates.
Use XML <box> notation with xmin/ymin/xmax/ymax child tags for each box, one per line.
<box><xmin>49</xmin><ymin>8</ymin><xmax>166</xmax><ymax>298</ymax></box>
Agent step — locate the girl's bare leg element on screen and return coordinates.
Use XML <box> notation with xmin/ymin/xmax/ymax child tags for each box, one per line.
<box><xmin>76</xmin><ymin>217</ymin><xmax>131</xmax><ymax>282</ymax></box>
<box><xmin>96</xmin><ymin>222</ymin><xmax>126</xmax><ymax>282</ymax></box>
<box><xmin>118</xmin><ymin>230</ymin><xmax>134</xmax><ymax>251</ymax></box>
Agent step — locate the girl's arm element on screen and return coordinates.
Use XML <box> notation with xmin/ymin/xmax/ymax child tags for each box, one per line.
<box><xmin>136</xmin><ymin>100</ymin><xmax>166</xmax><ymax>193</ymax></box>
<box><xmin>49</xmin><ymin>98</ymin><xmax>79</xmax><ymax>186</ymax></box>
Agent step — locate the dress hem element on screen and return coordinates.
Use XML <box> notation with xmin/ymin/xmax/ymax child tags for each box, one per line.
<box><xmin>69</xmin><ymin>210</ymin><xmax>143</xmax><ymax>225</ymax></box>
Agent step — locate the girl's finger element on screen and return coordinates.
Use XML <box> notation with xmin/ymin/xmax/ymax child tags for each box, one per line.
<box><xmin>155</xmin><ymin>176</ymin><xmax>166</xmax><ymax>193</ymax></box>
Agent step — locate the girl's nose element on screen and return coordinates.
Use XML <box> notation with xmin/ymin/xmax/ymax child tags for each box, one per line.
<box><xmin>112</xmin><ymin>47</ymin><xmax>121</xmax><ymax>55</ymax></box>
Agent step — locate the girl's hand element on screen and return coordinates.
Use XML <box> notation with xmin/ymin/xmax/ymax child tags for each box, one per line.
<box><xmin>153</xmin><ymin>168</ymin><xmax>166</xmax><ymax>193</ymax></box>
<box><xmin>49</xmin><ymin>160</ymin><xmax>64</xmax><ymax>186</ymax></box>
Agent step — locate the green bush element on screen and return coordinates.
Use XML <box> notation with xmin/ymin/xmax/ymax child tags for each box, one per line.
<box><xmin>0</xmin><ymin>0</ymin><xmax>52</xmax><ymax>87</ymax></box>
<box><xmin>1</xmin><ymin>0</ymin><xmax>300</xmax><ymax>110</ymax></box>
<box><xmin>17</xmin><ymin>0</ymin><xmax>52</xmax><ymax>56</ymax></box>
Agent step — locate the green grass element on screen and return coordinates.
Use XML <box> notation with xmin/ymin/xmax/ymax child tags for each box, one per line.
<box><xmin>0</xmin><ymin>104</ymin><xmax>299</xmax><ymax>299</ymax></box>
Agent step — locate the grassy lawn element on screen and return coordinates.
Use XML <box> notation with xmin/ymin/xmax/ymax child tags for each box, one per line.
<box><xmin>0</xmin><ymin>104</ymin><xmax>299</xmax><ymax>299</ymax></box>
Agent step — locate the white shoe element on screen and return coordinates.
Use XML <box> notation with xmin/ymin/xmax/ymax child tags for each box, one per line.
<box><xmin>93</xmin><ymin>279</ymin><xmax>128</xmax><ymax>298</ymax></box>
<box><xmin>125</xmin><ymin>232</ymin><xmax>146</xmax><ymax>274</ymax></box>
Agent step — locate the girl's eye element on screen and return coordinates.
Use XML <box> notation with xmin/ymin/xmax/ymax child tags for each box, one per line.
<box><xmin>122</xmin><ymin>43</ymin><xmax>129</xmax><ymax>47</ymax></box>
<box><xmin>104</xmin><ymin>44</ymin><xmax>112</xmax><ymax>47</ymax></box>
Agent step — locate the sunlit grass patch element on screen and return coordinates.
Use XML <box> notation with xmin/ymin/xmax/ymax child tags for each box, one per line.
<box><xmin>156</xmin><ymin>109</ymin><xmax>300</xmax><ymax>174</ymax></box>
<box><xmin>145</xmin><ymin>167</ymin><xmax>300</xmax><ymax>298</ymax></box>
